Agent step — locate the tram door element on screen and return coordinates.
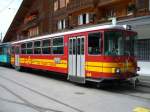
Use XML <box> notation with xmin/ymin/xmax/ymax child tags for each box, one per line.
<box><xmin>14</xmin><ymin>46</ymin><xmax>20</xmax><ymax>70</ymax></box>
<box><xmin>68</xmin><ymin>36</ymin><xmax>85</xmax><ymax>83</ymax></box>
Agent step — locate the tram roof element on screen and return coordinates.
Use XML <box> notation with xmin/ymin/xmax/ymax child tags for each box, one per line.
<box><xmin>0</xmin><ymin>42</ymin><xmax>10</xmax><ymax>46</ymax></box>
<box><xmin>11</xmin><ymin>25</ymin><xmax>132</xmax><ymax>44</ymax></box>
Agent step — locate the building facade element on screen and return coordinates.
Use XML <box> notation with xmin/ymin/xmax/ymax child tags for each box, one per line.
<box><xmin>3</xmin><ymin>0</ymin><xmax>150</xmax><ymax>75</ymax></box>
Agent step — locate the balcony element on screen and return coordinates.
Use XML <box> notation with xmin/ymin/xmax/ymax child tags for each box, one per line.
<box><xmin>98</xmin><ymin>0</ymin><xmax>130</xmax><ymax>7</ymax></box>
<box><xmin>67</xmin><ymin>0</ymin><xmax>94</xmax><ymax>13</ymax></box>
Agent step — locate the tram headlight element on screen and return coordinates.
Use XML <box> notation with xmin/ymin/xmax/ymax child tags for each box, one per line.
<box><xmin>115</xmin><ymin>68</ymin><xmax>121</xmax><ymax>74</ymax></box>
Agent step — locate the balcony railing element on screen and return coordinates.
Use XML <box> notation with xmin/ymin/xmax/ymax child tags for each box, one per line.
<box><xmin>98</xmin><ymin>0</ymin><xmax>126</xmax><ymax>6</ymax></box>
<box><xmin>67</xmin><ymin>0</ymin><xmax>94</xmax><ymax>13</ymax></box>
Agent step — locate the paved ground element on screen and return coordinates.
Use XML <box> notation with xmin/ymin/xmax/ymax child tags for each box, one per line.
<box><xmin>0</xmin><ymin>66</ymin><xmax>150</xmax><ymax>112</ymax></box>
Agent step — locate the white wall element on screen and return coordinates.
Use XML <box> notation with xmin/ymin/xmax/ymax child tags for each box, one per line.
<box><xmin>137</xmin><ymin>61</ymin><xmax>150</xmax><ymax>76</ymax></box>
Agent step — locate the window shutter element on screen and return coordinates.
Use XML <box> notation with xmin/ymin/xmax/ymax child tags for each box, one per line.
<box><xmin>63</xmin><ymin>19</ymin><xmax>66</xmax><ymax>29</ymax></box>
<box><xmin>78</xmin><ymin>14</ymin><xmax>83</xmax><ymax>25</ymax></box>
<box><xmin>86</xmin><ymin>13</ymin><xmax>89</xmax><ymax>24</ymax></box>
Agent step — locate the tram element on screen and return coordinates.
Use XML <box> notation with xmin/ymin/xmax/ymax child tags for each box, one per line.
<box><xmin>10</xmin><ymin>25</ymin><xmax>139</xmax><ymax>84</ymax></box>
<box><xmin>0</xmin><ymin>43</ymin><xmax>11</xmax><ymax>66</ymax></box>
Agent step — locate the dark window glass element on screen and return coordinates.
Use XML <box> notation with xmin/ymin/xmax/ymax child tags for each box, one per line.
<box><xmin>136</xmin><ymin>0</ymin><xmax>147</xmax><ymax>9</ymax></box>
<box><xmin>27</xmin><ymin>42</ymin><xmax>33</xmax><ymax>48</ymax></box>
<box><xmin>27</xmin><ymin>49</ymin><xmax>33</xmax><ymax>54</ymax></box>
<box><xmin>81</xmin><ymin>38</ymin><xmax>84</xmax><ymax>55</ymax></box>
<box><xmin>21</xmin><ymin>43</ymin><xmax>26</xmax><ymax>48</ymax></box>
<box><xmin>52</xmin><ymin>47</ymin><xmax>64</xmax><ymax>54</ymax></box>
<box><xmin>53</xmin><ymin>38</ymin><xmax>63</xmax><ymax>46</ymax></box>
<box><xmin>88</xmin><ymin>32</ymin><xmax>101</xmax><ymax>55</ymax></box>
<box><xmin>137</xmin><ymin>39</ymin><xmax>150</xmax><ymax>61</ymax></box>
<box><xmin>52</xmin><ymin>37</ymin><xmax>64</xmax><ymax>54</ymax></box>
<box><xmin>69</xmin><ymin>39</ymin><xmax>72</xmax><ymax>54</ymax></box>
<box><xmin>73</xmin><ymin>39</ymin><xmax>76</xmax><ymax>55</ymax></box>
<box><xmin>34</xmin><ymin>48</ymin><xmax>41</xmax><ymax>54</ymax></box>
<box><xmin>77</xmin><ymin>38</ymin><xmax>80</xmax><ymax>55</ymax></box>
<box><xmin>83</xmin><ymin>13</ymin><xmax>86</xmax><ymax>24</ymax></box>
<box><xmin>42</xmin><ymin>39</ymin><xmax>51</xmax><ymax>54</ymax></box>
<box><xmin>43</xmin><ymin>39</ymin><xmax>51</xmax><ymax>47</ymax></box>
<box><xmin>42</xmin><ymin>47</ymin><xmax>51</xmax><ymax>54</ymax></box>
<box><xmin>15</xmin><ymin>47</ymin><xmax>20</xmax><ymax>54</ymax></box>
<box><xmin>11</xmin><ymin>47</ymin><xmax>15</xmax><ymax>54</ymax></box>
<box><xmin>34</xmin><ymin>41</ymin><xmax>41</xmax><ymax>47</ymax></box>
<box><xmin>21</xmin><ymin>49</ymin><xmax>26</xmax><ymax>54</ymax></box>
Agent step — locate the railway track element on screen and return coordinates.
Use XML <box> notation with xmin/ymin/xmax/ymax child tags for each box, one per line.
<box><xmin>0</xmin><ymin>72</ymin><xmax>83</xmax><ymax>112</ymax></box>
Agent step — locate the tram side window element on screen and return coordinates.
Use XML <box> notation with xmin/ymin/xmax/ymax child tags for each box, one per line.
<box><xmin>11</xmin><ymin>46</ymin><xmax>15</xmax><ymax>54</ymax></box>
<box><xmin>88</xmin><ymin>32</ymin><xmax>101</xmax><ymax>55</ymax></box>
<box><xmin>15</xmin><ymin>46</ymin><xmax>20</xmax><ymax>54</ymax></box>
<box><xmin>26</xmin><ymin>42</ymin><xmax>33</xmax><ymax>54</ymax></box>
<box><xmin>52</xmin><ymin>37</ymin><xmax>64</xmax><ymax>54</ymax></box>
<box><xmin>42</xmin><ymin>39</ymin><xmax>51</xmax><ymax>54</ymax></box>
<box><xmin>34</xmin><ymin>41</ymin><xmax>41</xmax><ymax>54</ymax></box>
<box><xmin>21</xmin><ymin>43</ymin><xmax>27</xmax><ymax>54</ymax></box>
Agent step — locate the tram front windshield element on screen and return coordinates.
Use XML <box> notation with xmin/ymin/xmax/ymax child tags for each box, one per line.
<box><xmin>104</xmin><ymin>31</ymin><xmax>137</xmax><ymax>56</ymax></box>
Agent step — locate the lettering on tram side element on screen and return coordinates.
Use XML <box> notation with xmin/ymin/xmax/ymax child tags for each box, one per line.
<box><xmin>54</xmin><ymin>57</ymin><xmax>61</xmax><ymax>64</ymax></box>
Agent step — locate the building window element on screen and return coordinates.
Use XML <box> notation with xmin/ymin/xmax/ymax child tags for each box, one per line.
<box><xmin>52</xmin><ymin>37</ymin><xmax>64</xmax><ymax>54</ymax></box>
<box><xmin>78</xmin><ymin>13</ymin><xmax>89</xmax><ymax>25</ymax></box>
<box><xmin>28</xmin><ymin>27</ymin><xmax>39</xmax><ymax>37</ymax></box>
<box><xmin>57</xmin><ymin>19</ymin><xmax>66</xmax><ymax>30</ymax></box>
<box><xmin>106</xmin><ymin>8</ymin><xmax>116</xmax><ymax>18</ymax></box>
<box><xmin>66</xmin><ymin>0</ymin><xmax>69</xmax><ymax>5</ymax></box>
<box><xmin>60</xmin><ymin>0</ymin><xmax>66</xmax><ymax>8</ymax></box>
<box><xmin>54</xmin><ymin>0</ymin><xmax>59</xmax><ymax>11</ymax></box>
<box><xmin>137</xmin><ymin>39</ymin><xmax>150</xmax><ymax>61</ymax></box>
<box><xmin>88</xmin><ymin>32</ymin><xmax>101</xmax><ymax>55</ymax></box>
<box><xmin>127</xmin><ymin>3</ymin><xmax>136</xmax><ymax>15</ymax></box>
<box><xmin>54</xmin><ymin>0</ymin><xmax>69</xmax><ymax>11</ymax></box>
<box><xmin>136</xmin><ymin>0</ymin><xmax>147</xmax><ymax>10</ymax></box>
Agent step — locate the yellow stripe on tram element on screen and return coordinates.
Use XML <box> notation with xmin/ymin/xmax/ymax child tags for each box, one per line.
<box><xmin>85</xmin><ymin>61</ymin><xmax>135</xmax><ymax>73</ymax></box>
<box><xmin>19</xmin><ymin>58</ymin><xmax>67</xmax><ymax>68</ymax></box>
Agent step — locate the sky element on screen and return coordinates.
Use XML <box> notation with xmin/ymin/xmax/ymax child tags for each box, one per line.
<box><xmin>0</xmin><ymin>0</ymin><xmax>23</xmax><ymax>41</ymax></box>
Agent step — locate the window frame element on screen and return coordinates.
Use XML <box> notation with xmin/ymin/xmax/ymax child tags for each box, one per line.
<box><xmin>57</xmin><ymin>19</ymin><xmax>66</xmax><ymax>30</ymax></box>
<box><xmin>78</xmin><ymin>13</ymin><xmax>90</xmax><ymax>25</ymax></box>
<box><xmin>54</xmin><ymin>0</ymin><xmax>59</xmax><ymax>11</ymax></box>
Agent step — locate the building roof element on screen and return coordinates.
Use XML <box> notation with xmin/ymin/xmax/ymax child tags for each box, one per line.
<box><xmin>3</xmin><ymin>0</ymin><xmax>34</xmax><ymax>42</ymax></box>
